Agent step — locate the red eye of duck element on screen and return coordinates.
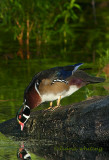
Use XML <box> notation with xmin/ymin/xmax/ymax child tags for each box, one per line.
<box><xmin>19</xmin><ymin>115</ymin><xmax>22</xmax><ymax>119</ymax></box>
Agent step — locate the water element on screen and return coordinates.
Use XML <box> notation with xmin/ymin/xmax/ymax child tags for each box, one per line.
<box><xmin>0</xmin><ymin>59</ymin><xmax>108</xmax><ymax>159</ymax></box>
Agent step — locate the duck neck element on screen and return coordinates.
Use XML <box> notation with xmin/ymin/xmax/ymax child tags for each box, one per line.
<box><xmin>25</xmin><ymin>87</ymin><xmax>42</xmax><ymax>109</ymax></box>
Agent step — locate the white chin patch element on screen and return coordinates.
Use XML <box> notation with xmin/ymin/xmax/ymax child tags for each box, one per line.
<box><xmin>23</xmin><ymin>114</ymin><xmax>30</xmax><ymax>124</ymax></box>
<box><xmin>23</xmin><ymin>114</ymin><xmax>30</xmax><ymax>119</ymax></box>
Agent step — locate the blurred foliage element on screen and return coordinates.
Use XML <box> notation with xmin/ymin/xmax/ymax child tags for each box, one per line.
<box><xmin>98</xmin><ymin>49</ymin><xmax>109</xmax><ymax>69</ymax></box>
<box><xmin>0</xmin><ymin>0</ymin><xmax>109</xmax><ymax>60</ymax></box>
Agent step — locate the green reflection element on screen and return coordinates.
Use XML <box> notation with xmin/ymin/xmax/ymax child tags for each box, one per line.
<box><xmin>0</xmin><ymin>133</ymin><xmax>46</xmax><ymax>160</ymax></box>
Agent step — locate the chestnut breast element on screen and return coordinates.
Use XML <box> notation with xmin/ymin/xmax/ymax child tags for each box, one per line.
<box><xmin>25</xmin><ymin>87</ymin><xmax>42</xmax><ymax>109</ymax></box>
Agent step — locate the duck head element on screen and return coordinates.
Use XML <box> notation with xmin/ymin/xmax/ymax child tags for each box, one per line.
<box><xmin>17</xmin><ymin>104</ymin><xmax>30</xmax><ymax>131</ymax></box>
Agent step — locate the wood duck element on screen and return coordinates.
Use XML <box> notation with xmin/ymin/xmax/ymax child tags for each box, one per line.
<box><xmin>17</xmin><ymin>142</ymin><xmax>31</xmax><ymax>160</ymax></box>
<box><xmin>17</xmin><ymin>63</ymin><xmax>105</xmax><ymax>131</ymax></box>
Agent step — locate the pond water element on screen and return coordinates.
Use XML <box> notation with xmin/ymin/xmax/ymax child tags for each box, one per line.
<box><xmin>0</xmin><ymin>59</ymin><xmax>109</xmax><ymax>159</ymax></box>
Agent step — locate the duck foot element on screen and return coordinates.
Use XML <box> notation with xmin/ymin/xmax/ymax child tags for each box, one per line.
<box><xmin>45</xmin><ymin>102</ymin><xmax>53</xmax><ymax>110</ymax></box>
<box><xmin>46</xmin><ymin>96</ymin><xmax>61</xmax><ymax>111</ymax></box>
<box><xmin>51</xmin><ymin>105</ymin><xmax>61</xmax><ymax>111</ymax></box>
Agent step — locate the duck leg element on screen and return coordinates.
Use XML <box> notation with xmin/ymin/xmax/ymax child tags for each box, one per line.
<box><xmin>57</xmin><ymin>96</ymin><xmax>61</xmax><ymax>107</ymax></box>
<box><xmin>50</xmin><ymin>101</ymin><xmax>53</xmax><ymax>107</ymax></box>
<box><xmin>47</xmin><ymin>101</ymin><xmax>53</xmax><ymax>110</ymax></box>
<box><xmin>52</xmin><ymin>96</ymin><xmax>61</xmax><ymax>110</ymax></box>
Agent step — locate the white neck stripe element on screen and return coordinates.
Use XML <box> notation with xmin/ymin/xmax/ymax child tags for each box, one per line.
<box><xmin>25</xmin><ymin>105</ymin><xmax>30</xmax><ymax>109</ymax></box>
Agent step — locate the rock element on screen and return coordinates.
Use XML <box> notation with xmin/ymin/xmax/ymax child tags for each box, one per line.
<box><xmin>0</xmin><ymin>95</ymin><xmax>109</xmax><ymax>146</ymax></box>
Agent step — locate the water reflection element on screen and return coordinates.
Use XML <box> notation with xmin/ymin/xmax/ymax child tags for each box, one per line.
<box><xmin>0</xmin><ymin>131</ymin><xmax>109</xmax><ymax>160</ymax></box>
<box><xmin>17</xmin><ymin>142</ymin><xmax>31</xmax><ymax>160</ymax></box>
<box><xmin>18</xmin><ymin>140</ymin><xmax>109</xmax><ymax>160</ymax></box>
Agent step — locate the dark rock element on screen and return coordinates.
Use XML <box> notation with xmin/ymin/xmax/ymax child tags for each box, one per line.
<box><xmin>0</xmin><ymin>95</ymin><xmax>109</xmax><ymax>145</ymax></box>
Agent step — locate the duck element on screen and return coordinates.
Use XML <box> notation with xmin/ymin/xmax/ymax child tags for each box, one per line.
<box><xmin>17</xmin><ymin>63</ymin><xmax>105</xmax><ymax>131</ymax></box>
<box><xmin>17</xmin><ymin>142</ymin><xmax>31</xmax><ymax>160</ymax></box>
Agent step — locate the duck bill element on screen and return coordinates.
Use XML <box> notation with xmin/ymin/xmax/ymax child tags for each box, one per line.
<box><xmin>18</xmin><ymin>120</ymin><xmax>24</xmax><ymax>131</ymax></box>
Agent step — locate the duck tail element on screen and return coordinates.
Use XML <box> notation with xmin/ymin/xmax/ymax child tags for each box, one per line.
<box><xmin>74</xmin><ymin>70</ymin><xmax>105</xmax><ymax>83</ymax></box>
<box><xmin>88</xmin><ymin>76</ymin><xmax>105</xmax><ymax>83</ymax></box>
